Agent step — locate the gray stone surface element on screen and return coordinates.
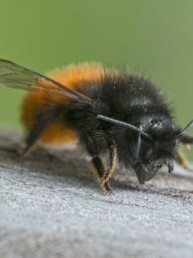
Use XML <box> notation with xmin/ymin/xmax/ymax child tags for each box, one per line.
<box><xmin>0</xmin><ymin>129</ymin><xmax>193</xmax><ymax>258</ymax></box>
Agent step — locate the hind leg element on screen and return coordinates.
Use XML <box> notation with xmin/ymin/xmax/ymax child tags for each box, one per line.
<box><xmin>22</xmin><ymin>121</ymin><xmax>46</xmax><ymax>156</ymax></box>
<box><xmin>22</xmin><ymin>111</ymin><xmax>54</xmax><ymax>156</ymax></box>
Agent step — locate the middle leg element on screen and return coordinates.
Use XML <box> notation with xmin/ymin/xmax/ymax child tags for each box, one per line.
<box><xmin>84</xmin><ymin>133</ymin><xmax>117</xmax><ymax>193</ymax></box>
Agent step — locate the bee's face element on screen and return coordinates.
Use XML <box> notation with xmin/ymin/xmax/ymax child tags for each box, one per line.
<box><xmin>133</xmin><ymin>140</ymin><xmax>175</xmax><ymax>183</ymax></box>
<box><xmin>130</xmin><ymin>116</ymin><xmax>177</xmax><ymax>183</ymax></box>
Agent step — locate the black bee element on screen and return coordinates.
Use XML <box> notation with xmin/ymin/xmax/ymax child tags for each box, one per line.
<box><xmin>0</xmin><ymin>59</ymin><xmax>192</xmax><ymax>194</ymax></box>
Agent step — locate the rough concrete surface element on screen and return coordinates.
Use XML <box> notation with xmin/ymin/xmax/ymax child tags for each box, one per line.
<box><xmin>0</xmin><ymin>129</ymin><xmax>193</xmax><ymax>258</ymax></box>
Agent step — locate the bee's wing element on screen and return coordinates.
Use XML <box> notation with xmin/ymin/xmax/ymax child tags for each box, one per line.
<box><xmin>0</xmin><ymin>59</ymin><xmax>92</xmax><ymax>105</ymax></box>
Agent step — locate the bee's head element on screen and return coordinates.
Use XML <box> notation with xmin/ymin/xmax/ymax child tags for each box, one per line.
<box><xmin>97</xmin><ymin>114</ymin><xmax>193</xmax><ymax>184</ymax></box>
<box><xmin>130</xmin><ymin>115</ymin><xmax>177</xmax><ymax>183</ymax></box>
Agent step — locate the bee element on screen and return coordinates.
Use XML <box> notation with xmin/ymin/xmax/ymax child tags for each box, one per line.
<box><xmin>0</xmin><ymin>59</ymin><xmax>193</xmax><ymax>194</ymax></box>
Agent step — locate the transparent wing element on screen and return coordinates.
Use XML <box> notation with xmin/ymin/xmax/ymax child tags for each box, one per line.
<box><xmin>0</xmin><ymin>59</ymin><xmax>92</xmax><ymax>104</ymax></box>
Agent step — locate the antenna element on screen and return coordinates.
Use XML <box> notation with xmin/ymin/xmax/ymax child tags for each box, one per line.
<box><xmin>97</xmin><ymin>114</ymin><xmax>153</xmax><ymax>142</ymax></box>
<box><xmin>177</xmin><ymin>120</ymin><xmax>193</xmax><ymax>136</ymax></box>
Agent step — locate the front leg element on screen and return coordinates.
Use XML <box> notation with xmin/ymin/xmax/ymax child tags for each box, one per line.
<box><xmin>176</xmin><ymin>134</ymin><xmax>193</xmax><ymax>171</ymax></box>
<box><xmin>175</xmin><ymin>151</ymin><xmax>193</xmax><ymax>171</ymax></box>
<box><xmin>84</xmin><ymin>133</ymin><xmax>117</xmax><ymax>194</ymax></box>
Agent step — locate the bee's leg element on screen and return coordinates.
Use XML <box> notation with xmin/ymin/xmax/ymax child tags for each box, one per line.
<box><xmin>85</xmin><ymin>134</ymin><xmax>117</xmax><ymax>194</ymax></box>
<box><xmin>175</xmin><ymin>151</ymin><xmax>193</xmax><ymax>171</ymax></box>
<box><xmin>178</xmin><ymin>134</ymin><xmax>193</xmax><ymax>146</ymax></box>
<box><xmin>23</xmin><ymin>112</ymin><xmax>53</xmax><ymax>156</ymax></box>
<box><xmin>91</xmin><ymin>156</ymin><xmax>113</xmax><ymax>194</ymax></box>
<box><xmin>22</xmin><ymin>121</ymin><xmax>45</xmax><ymax>156</ymax></box>
<box><xmin>176</xmin><ymin>134</ymin><xmax>193</xmax><ymax>171</ymax></box>
<box><xmin>100</xmin><ymin>134</ymin><xmax>117</xmax><ymax>191</ymax></box>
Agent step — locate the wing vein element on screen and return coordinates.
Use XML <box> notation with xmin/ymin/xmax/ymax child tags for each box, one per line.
<box><xmin>0</xmin><ymin>59</ymin><xmax>93</xmax><ymax>105</ymax></box>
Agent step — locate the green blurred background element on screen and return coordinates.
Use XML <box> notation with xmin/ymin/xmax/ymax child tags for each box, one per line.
<box><xmin>0</xmin><ymin>0</ymin><xmax>193</xmax><ymax>133</ymax></box>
